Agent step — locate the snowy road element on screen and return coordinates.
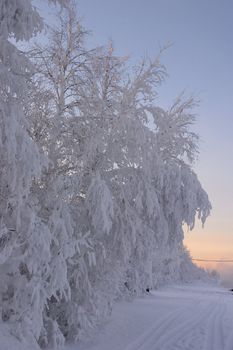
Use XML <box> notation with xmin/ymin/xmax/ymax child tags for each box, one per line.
<box><xmin>66</xmin><ymin>283</ymin><xmax>233</xmax><ymax>350</ymax></box>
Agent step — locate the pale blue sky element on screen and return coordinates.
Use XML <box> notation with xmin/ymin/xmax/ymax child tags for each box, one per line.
<box><xmin>36</xmin><ymin>1</ymin><xmax>233</xmax><ymax>267</ymax></box>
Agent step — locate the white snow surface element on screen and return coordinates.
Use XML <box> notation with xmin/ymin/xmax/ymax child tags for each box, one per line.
<box><xmin>1</xmin><ymin>282</ymin><xmax>233</xmax><ymax>350</ymax></box>
<box><xmin>0</xmin><ymin>282</ymin><xmax>233</xmax><ymax>350</ymax></box>
<box><xmin>62</xmin><ymin>282</ymin><xmax>233</xmax><ymax>350</ymax></box>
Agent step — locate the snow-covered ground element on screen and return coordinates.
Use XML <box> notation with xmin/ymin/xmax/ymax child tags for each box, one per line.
<box><xmin>65</xmin><ymin>282</ymin><xmax>233</xmax><ymax>350</ymax></box>
<box><xmin>1</xmin><ymin>282</ymin><xmax>233</xmax><ymax>350</ymax></box>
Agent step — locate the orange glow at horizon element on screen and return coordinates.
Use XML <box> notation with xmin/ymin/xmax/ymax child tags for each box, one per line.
<box><xmin>184</xmin><ymin>233</ymin><xmax>233</xmax><ymax>260</ymax></box>
<box><xmin>184</xmin><ymin>222</ymin><xmax>233</xmax><ymax>286</ymax></box>
<box><xmin>184</xmin><ymin>218</ymin><xmax>233</xmax><ymax>260</ymax></box>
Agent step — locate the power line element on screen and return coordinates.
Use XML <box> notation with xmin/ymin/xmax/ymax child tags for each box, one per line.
<box><xmin>192</xmin><ymin>258</ymin><xmax>233</xmax><ymax>263</ymax></box>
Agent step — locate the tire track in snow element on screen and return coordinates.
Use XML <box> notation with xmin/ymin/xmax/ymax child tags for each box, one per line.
<box><xmin>122</xmin><ymin>307</ymin><xmax>187</xmax><ymax>350</ymax></box>
<box><xmin>204</xmin><ymin>298</ymin><xmax>227</xmax><ymax>350</ymax></box>
<box><xmin>124</xmin><ymin>301</ymin><xmax>214</xmax><ymax>350</ymax></box>
<box><xmin>150</xmin><ymin>302</ymin><xmax>216</xmax><ymax>350</ymax></box>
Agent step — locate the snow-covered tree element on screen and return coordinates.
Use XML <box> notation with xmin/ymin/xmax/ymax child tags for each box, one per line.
<box><xmin>0</xmin><ymin>1</ymin><xmax>212</xmax><ymax>348</ymax></box>
<box><xmin>0</xmin><ymin>1</ymin><xmax>78</xmax><ymax>348</ymax></box>
<box><xmin>0</xmin><ymin>0</ymin><xmax>45</xmax><ymax>343</ymax></box>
